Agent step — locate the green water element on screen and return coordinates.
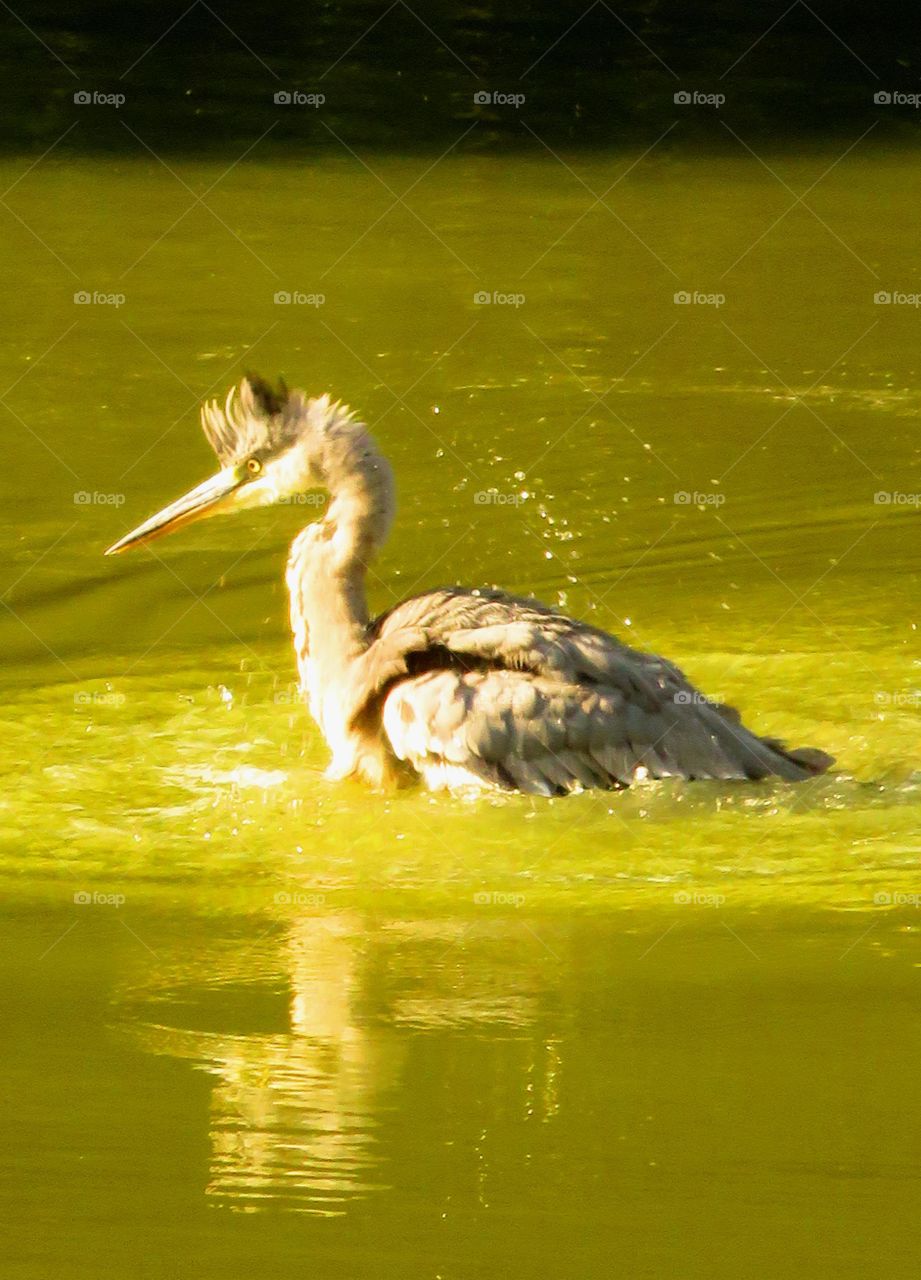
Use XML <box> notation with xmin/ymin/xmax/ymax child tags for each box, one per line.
<box><xmin>3</xmin><ymin>150</ymin><xmax>921</xmax><ymax>1276</ymax></box>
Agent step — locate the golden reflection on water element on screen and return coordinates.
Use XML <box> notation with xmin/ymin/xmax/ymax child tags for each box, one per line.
<box><xmin>120</xmin><ymin>913</ymin><xmax>562</xmax><ymax>1215</ymax></box>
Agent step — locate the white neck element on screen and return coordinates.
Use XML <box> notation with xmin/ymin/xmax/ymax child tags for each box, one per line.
<box><xmin>284</xmin><ymin>425</ymin><xmax>395</xmax><ymax>775</ymax></box>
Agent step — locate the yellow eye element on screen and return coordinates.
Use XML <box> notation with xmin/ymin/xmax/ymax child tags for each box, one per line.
<box><xmin>246</xmin><ymin>457</ymin><xmax>262</xmax><ymax>475</ymax></box>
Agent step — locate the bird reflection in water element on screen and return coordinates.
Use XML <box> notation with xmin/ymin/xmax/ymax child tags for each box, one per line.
<box><xmin>119</xmin><ymin>912</ymin><xmax>562</xmax><ymax>1215</ymax></box>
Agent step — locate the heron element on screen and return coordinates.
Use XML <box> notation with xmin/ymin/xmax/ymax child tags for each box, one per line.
<box><xmin>106</xmin><ymin>376</ymin><xmax>833</xmax><ymax>795</ymax></box>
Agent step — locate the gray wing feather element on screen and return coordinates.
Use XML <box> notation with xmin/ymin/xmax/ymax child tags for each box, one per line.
<box><xmin>363</xmin><ymin>588</ymin><xmax>832</xmax><ymax>791</ymax></box>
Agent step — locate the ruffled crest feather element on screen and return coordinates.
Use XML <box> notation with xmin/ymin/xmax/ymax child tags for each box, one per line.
<box><xmin>199</xmin><ymin>375</ymin><xmax>351</xmax><ymax>466</ymax></box>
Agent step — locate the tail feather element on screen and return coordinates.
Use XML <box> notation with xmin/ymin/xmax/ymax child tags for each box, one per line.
<box><xmin>766</xmin><ymin>742</ymin><xmax>835</xmax><ymax>777</ymax></box>
<box><xmin>703</xmin><ymin>703</ymin><xmax>834</xmax><ymax>782</ymax></box>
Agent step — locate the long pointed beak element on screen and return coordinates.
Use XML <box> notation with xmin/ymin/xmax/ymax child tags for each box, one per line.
<box><xmin>105</xmin><ymin>467</ymin><xmax>243</xmax><ymax>556</ymax></box>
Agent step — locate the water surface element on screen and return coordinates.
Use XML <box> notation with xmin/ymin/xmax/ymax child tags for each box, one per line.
<box><xmin>2</xmin><ymin>149</ymin><xmax>920</xmax><ymax>1277</ymax></box>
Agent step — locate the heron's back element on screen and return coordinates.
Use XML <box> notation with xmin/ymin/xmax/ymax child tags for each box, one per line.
<box><xmin>346</xmin><ymin>587</ymin><xmax>833</xmax><ymax>795</ymax></box>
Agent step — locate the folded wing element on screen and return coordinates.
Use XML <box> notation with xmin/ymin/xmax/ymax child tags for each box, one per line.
<box><xmin>349</xmin><ymin>587</ymin><xmax>832</xmax><ymax>794</ymax></box>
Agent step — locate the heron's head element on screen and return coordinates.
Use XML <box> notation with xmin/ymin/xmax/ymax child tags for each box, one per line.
<box><xmin>105</xmin><ymin>376</ymin><xmax>353</xmax><ymax>555</ymax></box>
